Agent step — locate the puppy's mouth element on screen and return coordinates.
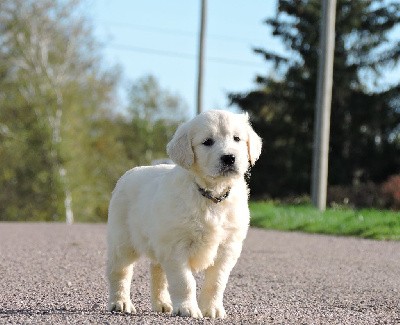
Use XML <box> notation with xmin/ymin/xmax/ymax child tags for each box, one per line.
<box><xmin>218</xmin><ymin>165</ymin><xmax>239</xmax><ymax>177</ymax></box>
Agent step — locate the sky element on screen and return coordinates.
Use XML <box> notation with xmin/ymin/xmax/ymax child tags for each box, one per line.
<box><xmin>85</xmin><ymin>0</ymin><xmax>400</xmax><ymax>118</ymax></box>
<box><xmin>85</xmin><ymin>0</ymin><xmax>283</xmax><ymax>117</ymax></box>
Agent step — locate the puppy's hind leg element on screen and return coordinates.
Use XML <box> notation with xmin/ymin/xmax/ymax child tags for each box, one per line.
<box><xmin>107</xmin><ymin>246</ymin><xmax>138</xmax><ymax>313</ymax></box>
<box><xmin>150</xmin><ymin>263</ymin><xmax>172</xmax><ymax>313</ymax></box>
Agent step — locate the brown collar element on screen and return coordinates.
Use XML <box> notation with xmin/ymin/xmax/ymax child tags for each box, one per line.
<box><xmin>197</xmin><ymin>185</ymin><xmax>231</xmax><ymax>204</ymax></box>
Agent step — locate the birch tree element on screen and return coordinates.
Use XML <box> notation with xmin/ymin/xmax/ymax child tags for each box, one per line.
<box><xmin>0</xmin><ymin>0</ymin><xmax>116</xmax><ymax>222</ymax></box>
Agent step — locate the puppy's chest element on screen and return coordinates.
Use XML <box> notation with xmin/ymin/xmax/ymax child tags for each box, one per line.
<box><xmin>187</xmin><ymin>209</ymin><xmax>227</xmax><ymax>272</ymax></box>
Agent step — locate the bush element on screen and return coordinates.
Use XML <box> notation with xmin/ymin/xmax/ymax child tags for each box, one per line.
<box><xmin>381</xmin><ymin>175</ymin><xmax>400</xmax><ymax>210</ymax></box>
<box><xmin>327</xmin><ymin>175</ymin><xmax>400</xmax><ymax>210</ymax></box>
<box><xmin>327</xmin><ymin>182</ymin><xmax>384</xmax><ymax>209</ymax></box>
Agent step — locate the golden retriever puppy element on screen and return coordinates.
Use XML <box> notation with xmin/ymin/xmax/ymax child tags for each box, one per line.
<box><xmin>107</xmin><ymin>110</ymin><xmax>262</xmax><ymax>318</ymax></box>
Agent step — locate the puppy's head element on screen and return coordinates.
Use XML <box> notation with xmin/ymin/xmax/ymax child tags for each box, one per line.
<box><xmin>167</xmin><ymin>110</ymin><xmax>262</xmax><ymax>182</ymax></box>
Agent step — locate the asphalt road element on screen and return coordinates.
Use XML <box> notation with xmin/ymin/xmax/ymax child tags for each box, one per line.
<box><xmin>0</xmin><ymin>223</ymin><xmax>399</xmax><ymax>324</ymax></box>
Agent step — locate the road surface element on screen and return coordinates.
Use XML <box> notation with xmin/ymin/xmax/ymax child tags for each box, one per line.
<box><xmin>1</xmin><ymin>223</ymin><xmax>399</xmax><ymax>324</ymax></box>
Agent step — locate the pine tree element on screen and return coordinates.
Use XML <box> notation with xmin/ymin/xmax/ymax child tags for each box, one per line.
<box><xmin>230</xmin><ymin>0</ymin><xmax>400</xmax><ymax>197</ymax></box>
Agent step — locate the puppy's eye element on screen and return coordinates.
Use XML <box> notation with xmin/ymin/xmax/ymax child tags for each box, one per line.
<box><xmin>233</xmin><ymin>136</ymin><xmax>241</xmax><ymax>142</ymax></box>
<box><xmin>202</xmin><ymin>138</ymin><xmax>214</xmax><ymax>146</ymax></box>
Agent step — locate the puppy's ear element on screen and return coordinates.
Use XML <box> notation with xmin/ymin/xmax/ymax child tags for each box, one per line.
<box><xmin>167</xmin><ymin>121</ymin><xmax>194</xmax><ymax>169</ymax></box>
<box><xmin>244</xmin><ymin>114</ymin><xmax>262</xmax><ymax>166</ymax></box>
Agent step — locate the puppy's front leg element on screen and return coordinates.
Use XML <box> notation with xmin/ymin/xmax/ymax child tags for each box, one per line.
<box><xmin>163</xmin><ymin>261</ymin><xmax>202</xmax><ymax>318</ymax></box>
<box><xmin>198</xmin><ymin>243</ymin><xmax>242</xmax><ymax>319</ymax></box>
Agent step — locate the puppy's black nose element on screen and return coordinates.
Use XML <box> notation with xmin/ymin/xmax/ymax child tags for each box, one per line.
<box><xmin>221</xmin><ymin>154</ymin><xmax>235</xmax><ymax>166</ymax></box>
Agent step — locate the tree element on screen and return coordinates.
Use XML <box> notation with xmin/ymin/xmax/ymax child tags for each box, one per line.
<box><xmin>230</xmin><ymin>0</ymin><xmax>400</xmax><ymax>198</ymax></box>
<box><xmin>0</xmin><ymin>0</ymin><xmax>121</xmax><ymax>221</ymax></box>
<box><xmin>120</xmin><ymin>75</ymin><xmax>189</xmax><ymax>165</ymax></box>
<box><xmin>0</xmin><ymin>101</ymin><xmax>64</xmax><ymax>221</ymax></box>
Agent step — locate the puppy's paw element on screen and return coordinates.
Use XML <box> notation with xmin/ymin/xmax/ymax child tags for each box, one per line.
<box><xmin>201</xmin><ymin>303</ymin><xmax>226</xmax><ymax>319</ymax></box>
<box><xmin>108</xmin><ymin>299</ymin><xmax>136</xmax><ymax>313</ymax></box>
<box><xmin>152</xmin><ymin>300</ymin><xmax>173</xmax><ymax>313</ymax></box>
<box><xmin>173</xmin><ymin>301</ymin><xmax>203</xmax><ymax>318</ymax></box>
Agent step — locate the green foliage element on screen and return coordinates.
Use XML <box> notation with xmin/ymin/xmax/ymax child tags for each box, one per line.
<box><xmin>0</xmin><ymin>0</ymin><xmax>123</xmax><ymax>222</ymax></box>
<box><xmin>0</xmin><ymin>1</ymin><xmax>187</xmax><ymax>224</ymax></box>
<box><xmin>60</xmin><ymin>75</ymin><xmax>126</xmax><ymax>222</ymax></box>
<box><xmin>119</xmin><ymin>75</ymin><xmax>188</xmax><ymax>166</ymax></box>
<box><xmin>0</xmin><ymin>104</ymin><xmax>63</xmax><ymax>221</ymax></box>
<box><xmin>127</xmin><ymin>75</ymin><xmax>188</xmax><ymax>122</ymax></box>
<box><xmin>0</xmin><ymin>0</ymin><xmax>80</xmax><ymax>221</ymax></box>
<box><xmin>250</xmin><ymin>201</ymin><xmax>400</xmax><ymax>240</ymax></box>
<box><xmin>231</xmin><ymin>0</ymin><xmax>400</xmax><ymax>198</ymax></box>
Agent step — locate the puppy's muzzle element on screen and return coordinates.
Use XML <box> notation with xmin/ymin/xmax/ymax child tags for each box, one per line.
<box><xmin>219</xmin><ymin>154</ymin><xmax>238</xmax><ymax>176</ymax></box>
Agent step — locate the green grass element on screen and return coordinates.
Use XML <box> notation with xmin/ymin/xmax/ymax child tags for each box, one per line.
<box><xmin>249</xmin><ymin>201</ymin><xmax>400</xmax><ymax>240</ymax></box>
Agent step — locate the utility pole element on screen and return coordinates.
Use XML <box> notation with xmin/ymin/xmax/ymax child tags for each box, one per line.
<box><xmin>196</xmin><ymin>0</ymin><xmax>206</xmax><ymax>114</ymax></box>
<box><xmin>311</xmin><ymin>0</ymin><xmax>337</xmax><ymax>211</ymax></box>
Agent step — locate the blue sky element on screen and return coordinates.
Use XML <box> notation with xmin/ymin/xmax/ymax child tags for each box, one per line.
<box><xmin>86</xmin><ymin>0</ymin><xmax>282</xmax><ymax>117</ymax></box>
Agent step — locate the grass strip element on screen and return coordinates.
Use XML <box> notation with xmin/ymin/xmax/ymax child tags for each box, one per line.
<box><xmin>249</xmin><ymin>201</ymin><xmax>400</xmax><ymax>240</ymax></box>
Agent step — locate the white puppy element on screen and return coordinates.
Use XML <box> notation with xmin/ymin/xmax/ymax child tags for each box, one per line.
<box><xmin>107</xmin><ymin>110</ymin><xmax>262</xmax><ymax>318</ymax></box>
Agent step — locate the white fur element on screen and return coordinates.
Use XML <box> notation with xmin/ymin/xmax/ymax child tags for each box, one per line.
<box><xmin>107</xmin><ymin>110</ymin><xmax>262</xmax><ymax>318</ymax></box>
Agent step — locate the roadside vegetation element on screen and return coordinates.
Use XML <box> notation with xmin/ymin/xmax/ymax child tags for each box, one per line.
<box><xmin>249</xmin><ymin>201</ymin><xmax>400</xmax><ymax>240</ymax></box>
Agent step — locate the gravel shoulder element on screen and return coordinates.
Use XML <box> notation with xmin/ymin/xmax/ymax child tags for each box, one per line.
<box><xmin>0</xmin><ymin>223</ymin><xmax>399</xmax><ymax>324</ymax></box>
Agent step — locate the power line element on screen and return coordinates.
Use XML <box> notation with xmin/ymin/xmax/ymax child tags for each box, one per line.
<box><xmin>107</xmin><ymin>44</ymin><xmax>194</xmax><ymax>60</ymax></box>
<box><xmin>96</xmin><ymin>20</ymin><xmax>265</xmax><ymax>44</ymax></box>
<box><xmin>106</xmin><ymin>43</ymin><xmax>264</xmax><ymax>67</ymax></box>
<box><xmin>97</xmin><ymin>20</ymin><xmax>194</xmax><ymax>37</ymax></box>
